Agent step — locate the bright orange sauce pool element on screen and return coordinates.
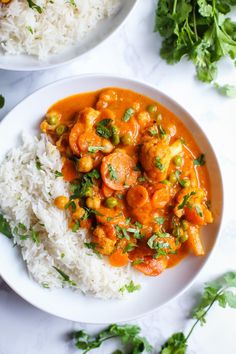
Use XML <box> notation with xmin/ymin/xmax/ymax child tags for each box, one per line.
<box><xmin>41</xmin><ymin>88</ymin><xmax>213</xmax><ymax>276</ymax></box>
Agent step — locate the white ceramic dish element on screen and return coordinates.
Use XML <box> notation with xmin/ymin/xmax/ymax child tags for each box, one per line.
<box><xmin>0</xmin><ymin>0</ymin><xmax>138</xmax><ymax>71</ymax></box>
<box><xmin>0</xmin><ymin>74</ymin><xmax>223</xmax><ymax>323</ymax></box>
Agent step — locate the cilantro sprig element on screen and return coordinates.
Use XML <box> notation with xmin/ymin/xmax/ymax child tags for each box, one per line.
<box><xmin>160</xmin><ymin>271</ymin><xmax>236</xmax><ymax>353</ymax></box>
<box><xmin>155</xmin><ymin>0</ymin><xmax>236</xmax><ymax>95</ymax></box>
<box><xmin>72</xmin><ymin>324</ymin><xmax>153</xmax><ymax>354</ymax></box>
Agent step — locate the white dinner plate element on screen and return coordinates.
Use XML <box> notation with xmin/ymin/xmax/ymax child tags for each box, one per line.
<box><xmin>0</xmin><ymin>0</ymin><xmax>138</xmax><ymax>71</ymax></box>
<box><xmin>0</xmin><ymin>74</ymin><xmax>223</xmax><ymax>323</ymax></box>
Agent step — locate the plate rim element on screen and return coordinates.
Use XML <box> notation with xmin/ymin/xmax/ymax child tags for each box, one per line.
<box><xmin>0</xmin><ymin>0</ymin><xmax>139</xmax><ymax>72</ymax></box>
<box><xmin>0</xmin><ymin>73</ymin><xmax>224</xmax><ymax>323</ymax></box>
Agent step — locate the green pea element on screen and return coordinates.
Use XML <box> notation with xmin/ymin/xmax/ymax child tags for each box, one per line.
<box><xmin>169</xmin><ymin>172</ymin><xmax>177</xmax><ymax>184</ymax></box>
<box><xmin>181</xmin><ymin>178</ymin><xmax>191</xmax><ymax>188</ymax></box>
<box><xmin>161</xmin><ymin>179</ymin><xmax>171</xmax><ymax>186</ymax></box>
<box><xmin>112</xmin><ymin>126</ymin><xmax>120</xmax><ymax>145</ymax></box>
<box><xmin>147</xmin><ymin>105</ymin><xmax>158</xmax><ymax>113</ymax></box>
<box><xmin>121</xmin><ymin>133</ymin><xmax>132</xmax><ymax>145</ymax></box>
<box><xmin>105</xmin><ymin>197</ymin><xmax>118</xmax><ymax>209</ymax></box>
<box><xmin>56</xmin><ymin>124</ymin><xmax>66</xmax><ymax>136</ymax></box>
<box><xmin>174</xmin><ymin>155</ymin><xmax>183</xmax><ymax>167</ymax></box>
<box><xmin>46</xmin><ymin>112</ymin><xmax>59</xmax><ymax>126</ymax></box>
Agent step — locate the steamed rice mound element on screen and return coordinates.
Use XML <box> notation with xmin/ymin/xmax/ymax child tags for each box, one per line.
<box><xmin>0</xmin><ymin>0</ymin><xmax>121</xmax><ymax>59</ymax></box>
<box><xmin>0</xmin><ymin>133</ymin><xmax>136</xmax><ymax>299</ymax></box>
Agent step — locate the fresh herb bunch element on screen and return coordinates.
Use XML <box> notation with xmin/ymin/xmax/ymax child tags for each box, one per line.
<box><xmin>155</xmin><ymin>0</ymin><xmax>236</xmax><ymax>95</ymax></box>
<box><xmin>72</xmin><ymin>324</ymin><xmax>153</xmax><ymax>354</ymax></box>
<box><xmin>160</xmin><ymin>271</ymin><xmax>236</xmax><ymax>353</ymax></box>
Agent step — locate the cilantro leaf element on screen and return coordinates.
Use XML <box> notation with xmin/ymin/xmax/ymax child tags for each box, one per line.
<box><xmin>53</xmin><ymin>266</ymin><xmax>76</xmax><ymax>286</ymax></box>
<box><xmin>96</xmin><ymin>119</ymin><xmax>113</xmax><ymax>139</ymax></box>
<box><xmin>26</xmin><ymin>0</ymin><xmax>42</xmax><ymax>13</ymax></box>
<box><xmin>0</xmin><ymin>214</ymin><xmax>13</xmax><ymax>239</ymax></box>
<box><xmin>119</xmin><ymin>280</ymin><xmax>141</xmax><ymax>293</ymax></box>
<box><xmin>214</xmin><ymin>83</ymin><xmax>236</xmax><ymax>97</ymax></box>
<box><xmin>108</xmin><ymin>164</ymin><xmax>118</xmax><ymax>181</ymax></box>
<box><xmin>161</xmin><ymin>332</ymin><xmax>187</xmax><ymax>354</ymax></box>
<box><xmin>122</xmin><ymin>108</ymin><xmax>135</xmax><ymax>122</ymax></box>
<box><xmin>193</xmin><ymin>154</ymin><xmax>206</xmax><ymax>166</ymax></box>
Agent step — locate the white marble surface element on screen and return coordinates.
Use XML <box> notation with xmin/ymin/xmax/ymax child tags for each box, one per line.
<box><xmin>1</xmin><ymin>0</ymin><xmax>236</xmax><ymax>353</ymax></box>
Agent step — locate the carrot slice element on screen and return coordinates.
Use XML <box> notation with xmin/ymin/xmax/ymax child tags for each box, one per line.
<box><xmin>101</xmin><ymin>152</ymin><xmax>138</xmax><ymax>191</ymax></box>
<box><xmin>151</xmin><ymin>186</ymin><xmax>170</xmax><ymax>209</ymax></box>
<box><xmin>69</xmin><ymin>121</ymin><xmax>84</xmax><ymax>156</ymax></box>
<box><xmin>134</xmin><ymin>256</ymin><xmax>168</xmax><ymax>276</ymax></box>
<box><xmin>102</xmin><ymin>183</ymin><xmax>114</xmax><ymax>198</ymax></box>
<box><xmin>126</xmin><ymin>185</ymin><xmax>149</xmax><ymax>208</ymax></box>
<box><xmin>62</xmin><ymin>159</ymin><xmax>77</xmax><ymax>182</ymax></box>
<box><xmin>109</xmin><ymin>250</ymin><xmax>129</xmax><ymax>267</ymax></box>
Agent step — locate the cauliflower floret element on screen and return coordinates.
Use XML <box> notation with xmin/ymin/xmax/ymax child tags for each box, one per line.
<box><xmin>140</xmin><ymin>138</ymin><xmax>182</xmax><ymax>181</ymax></box>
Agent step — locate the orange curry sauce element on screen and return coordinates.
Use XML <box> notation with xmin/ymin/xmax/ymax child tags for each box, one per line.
<box><xmin>40</xmin><ymin>88</ymin><xmax>213</xmax><ymax>276</ymax></box>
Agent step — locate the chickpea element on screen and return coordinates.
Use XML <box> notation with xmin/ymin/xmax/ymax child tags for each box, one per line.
<box><xmin>54</xmin><ymin>196</ymin><xmax>69</xmax><ymax>210</ymax></box>
<box><xmin>77</xmin><ymin>155</ymin><xmax>93</xmax><ymax>173</ymax></box>
<box><xmin>132</xmin><ymin>101</ymin><xmax>141</xmax><ymax>112</ymax></box>
<box><xmin>137</xmin><ymin>111</ymin><xmax>151</xmax><ymax>127</ymax></box>
<box><xmin>86</xmin><ymin>196</ymin><xmax>101</xmax><ymax>210</ymax></box>
<box><xmin>72</xmin><ymin>207</ymin><xmax>85</xmax><ymax>220</ymax></box>
<box><xmin>102</xmin><ymin>139</ymin><xmax>114</xmax><ymax>154</ymax></box>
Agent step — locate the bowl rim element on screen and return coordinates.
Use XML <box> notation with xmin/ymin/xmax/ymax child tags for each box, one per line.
<box><xmin>0</xmin><ymin>0</ymin><xmax>139</xmax><ymax>72</ymax></box>
<box><xmin>0</xmin><ymin>73</ymin><xmax>224</xmax><ymax>323</ymax></box>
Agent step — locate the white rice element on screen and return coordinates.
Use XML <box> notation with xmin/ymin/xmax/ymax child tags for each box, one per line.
<box><xmin>0</xmin><ymin>0</ymin><xmax>121</xmax><ymax>59</ymax></box>
<box><xmin>0</xmin><ymin>133</ymin><xmax>137</xmax><ymax>299</ymax></box>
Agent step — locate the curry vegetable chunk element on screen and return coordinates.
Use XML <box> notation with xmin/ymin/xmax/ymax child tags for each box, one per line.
<box><xmin>41</xmin><ymin>88</ymin><xmax>213</xmax><ymax>277</ymax></box>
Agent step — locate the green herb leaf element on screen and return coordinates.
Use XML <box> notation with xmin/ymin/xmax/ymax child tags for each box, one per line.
<box><xmin>178</xmin><ymin>192</ymin><xmax>196</xmax><ymax>210</ymax></box>
<box><xmin>84</xmin><ymin>242</ymin><xmax>102</xmax><ymax>258</ymax></box>
<box><xmin>214</xmin><ymin>83</ymin><xmax>236</xmax><ymax>97</ymax></box>
<box><xmin>119</xmin><ymin>280</ymin><xmax>141</xmax><ymax>293</ymax></box>
<box><xmin>31</xmin><ymin>230</ymin><xmax>40</xmax><ymax>244</ymax></box>
<box><xmin>193</xmin><ymin>154</ymin><xmax>206</xmax><ymax>166</ymax></box>
<box><xmin>88</xmin><ymin>146</ymin><xmax>105</xmax><ymax>153</ymax></box>
<box><xmin>122</xmin><ymin>108</ymin><xmax>135</xmax><ymax>122</ymax></box>
<box><xmin>53</xmin><ymin>266</ymin><xmax>76</xmax><ymax>286</ymax></box>
<box><xmin>161</xmin><ymin>332</ymin><xmax>187</xmax><ymax>354</ymax></box>
<box><xmin>72</xmin><ymin>220</ymin><xmax>80</xmax><ymax>232</ymax></box>
<box><xmin>26</xmin><ymin>25</ymin><xmax>34</xmax><ymax>34</ymax></box>
<box><xmin>96</xmin><ymin>119</ymin><xmax>113</xmax><ymax>139</ymax></box>
<box><xmin>35</xmin><ymin>156</ymin><xmax>43</xmax><ymax>170</ymax></box>
<box><xmin>123</xmin><ymin>243</ymin><xmax>137</xmax><ymax>253</ymax></box>
<box><xmin>0</xmin><ymin>95</ymin><xmax>5</xmax><ymax>109</ymax></box>
<box><xmin>55</xmin><ymin>170</ymin><xmax>63</xmax><ymax>177</ymax></box>
<box><xmin>26</xmin><ymin>0</ymin><xmax>42</xmax><ymax>13</ymax></box>
<box><xmin>0</xmin><ymin>214</ymin><xmax>12</xmax><ymax>239</ymax></box>
<box><xmin>154</xmin><ymin>216</ymin><xmax>165</xmax><ymax>225</ymax></box>
<box><xmin>155</xmin><ymin>156</ymin><xmax>165</xmax><ymax>171</ymax></box>
<box><xmin>108</xmin><ymin>164</ymin><xmax>118</xmax><ymax>181</ymax></box>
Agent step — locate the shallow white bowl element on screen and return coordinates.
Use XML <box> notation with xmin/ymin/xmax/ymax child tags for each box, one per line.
<box><xmin>0</xmin><ymin>74</ymin><xmax>223</xmax><ymax>323</ymax></box>
<box><xmin>0</xmin><ymin>0</ymin><xmax>137</xmax><ymax>71</ymax></box>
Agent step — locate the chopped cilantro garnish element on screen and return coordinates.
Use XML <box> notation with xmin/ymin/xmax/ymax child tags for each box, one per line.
<box><xmin>108</xmin><ymin>164</ymin><xmax>118</xmax><ymax>181</ymax></box>
<box><xmin>96</xmin><ymin>119</ymin><xmax>113</xmax><ymax>139</ymax></box>
<box><xmin>194</xmin><ymin>154</ymin><xmax>206</xmax><ymax>166</ymax></box>
<box><xmin>155</xmin><ymin>156</ymin><xmax>165</xmax><ymax>171</ymax></box>
<box><xmin>119</xmin><ymin>280</ymin><xmax>141</xmax><ymax>293</ymax></box>
<box><xmin>122</xmin><ymin>108</ymin><xmax>135</xmax><ymax>122</ymax></box>
<box><xmin>53</xmin><ymin>266</ymin><xmax>76</xmax><ymax>286</ymax></box>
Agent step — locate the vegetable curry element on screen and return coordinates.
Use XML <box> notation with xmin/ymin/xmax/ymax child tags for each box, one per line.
<box><xmin>40</xmin><ymin>88</ymin><xmax>213</xmax><ymax>276</ymax></box>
